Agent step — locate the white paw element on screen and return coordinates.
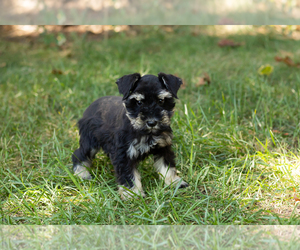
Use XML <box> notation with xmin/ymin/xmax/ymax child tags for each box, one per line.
<box><xmin>164</xmin><ymin>175</ymin><xmax>189</xmax><ymax>188</ymax></box>
<box><xmin>118</xmin><ymin>186</ymin><xmax>145</xmax><ymax>200</ymax></box>
<box><xmin>73</xmin><ymin>164</ymin><xmax>92</xmax><ymax>180</ymax></box>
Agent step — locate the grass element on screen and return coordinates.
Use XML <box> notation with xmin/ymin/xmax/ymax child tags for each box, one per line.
<box><xmin>0</xmin><ymin>26</ymin><xmax>300</xmax><ymax>225</ymax></box>
<box><xmin>2</xmin><ymin>225</ymin><xmax>300</xmax><ymax>249</ymax></box>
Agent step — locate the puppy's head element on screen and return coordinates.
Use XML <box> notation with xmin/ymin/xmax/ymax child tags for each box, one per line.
<box><xmin>116</xmin><ymin>73</ymin><xmax>182</xmax><ymax>134</ymax></box>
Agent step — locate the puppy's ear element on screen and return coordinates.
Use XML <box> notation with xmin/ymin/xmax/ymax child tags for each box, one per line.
<box><xmin>158</xmin><ymin>72</ymin><xmax>182</xmax><ymax>99</ymax></box>
<box><xmin>116</xmin><ymin>73</ymin><xmax>141</xmax><ymax>100</ymax></box>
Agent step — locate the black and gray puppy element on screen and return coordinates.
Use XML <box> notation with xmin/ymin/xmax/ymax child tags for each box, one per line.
<box><xmin>72</xmin><ymin>72</ymin><xmax>188</xmax><ymax>199</ymax></box>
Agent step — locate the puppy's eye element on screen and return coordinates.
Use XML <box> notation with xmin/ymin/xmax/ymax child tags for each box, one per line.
<box><xmin>158</xmin><ymin>99</ymin><xmax>164</xmax><ymax>104</ymax></box>
<box><xmin>137</xmin><ymin>100</ymin><xmax>143</xmax><ymax>106</ymax></box>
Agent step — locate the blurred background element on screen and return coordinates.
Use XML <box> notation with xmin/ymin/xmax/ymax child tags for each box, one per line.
<box><xmin>1</xmin><ymin>24</ymin><xmax>300</xmax><ymax>41</ymax></box>
<box><xmin>0</xmin><ymin>0</ymin><xmax>300</xmax><ymax>25</ymax></box>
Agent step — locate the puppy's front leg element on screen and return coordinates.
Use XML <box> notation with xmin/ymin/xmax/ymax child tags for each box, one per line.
<box><xmin>153</xmin><ymin>146</ymin><xmax>189</xmax><ymax>188</ymax></box>
<box><xmin>111</xmin><ymin>155</ymin><xmax>145</xmax><ymax>199</ymax></box>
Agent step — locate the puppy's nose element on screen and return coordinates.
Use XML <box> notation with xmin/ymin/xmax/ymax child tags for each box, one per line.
<box><xmin>147</xmin><ymin>121</ymin><xmax>157</xmax><ymax>127</ymax></box>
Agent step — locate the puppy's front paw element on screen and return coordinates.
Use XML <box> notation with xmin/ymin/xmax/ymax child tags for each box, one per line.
<box><xmin>73</xmin><ymin>164</ymin><xmax>92</xmax><ymax>180</ymax></box>
<box><xmin>119</xmin><ymin>186</ymin><xmax>146</xmax><ymax>200</ymax></box>
<box><xmin>167</xmin><ymin>176</ymin><xmax>189</xmax><ymax>189</ymax></box>
<box><xmin>178</xmin><ymin>180</ymin><xmax>189</xmax><ymax>188</ymax></box>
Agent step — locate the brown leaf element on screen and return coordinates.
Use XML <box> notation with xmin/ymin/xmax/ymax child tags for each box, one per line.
<box><xmin>196</xmin><ymin>72</ymin><xmax>211</xmax><ymax>87</ymax></box>
<box><xmin>272</xmin><ymin>129</ymin><xmax>281</xmax><ymax>134</ymax></box>
<box><xmin>293</xmin><ymin>188</ymin><xmax>300</xmax><ymax>202</ymax></box>
<box><xmin>0</xmin><ymin>62</ymin><xmax>6</xmax><ymax>68</ymax></box>
<box><xmin>272</xmin><ymin>129</ymin><xmax>289</xmax><ymax>136</ymax></box>
<box><xmin>52</xmin><ymin>69</ymin><xmax>63</xmax><ymax>75</ymax></box>
<box><xmin>275</xmin><ymin>56</ymin><xmax>300</xmax><ymax>68</ymax></box>
<box><xmin>218</xmin><ymin>39</ymin><xmax>242</xmax><ymax>48</ymax></box>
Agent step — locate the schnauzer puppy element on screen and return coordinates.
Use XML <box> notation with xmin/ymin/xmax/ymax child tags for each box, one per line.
<box><xmin>72</xmin><ymin>72</ymin><xmax>188</xmax><ymax>199</ymax></box>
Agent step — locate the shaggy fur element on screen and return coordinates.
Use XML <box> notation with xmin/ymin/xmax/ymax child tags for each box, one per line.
<box><xmin>72</xmin><ymin>72</ymin><xmax>188</xmax><ymax>199</ymax></box>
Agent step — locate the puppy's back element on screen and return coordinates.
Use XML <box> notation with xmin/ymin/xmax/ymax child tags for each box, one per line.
<box><xmin>82</xmin><ymin>96</ymin><xmax>125</xmax><ymax>127</ymax></box>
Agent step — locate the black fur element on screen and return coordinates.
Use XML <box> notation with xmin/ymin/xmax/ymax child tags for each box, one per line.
<box><xmin>72</xmin><ymin>73</ymin><xmax>188</xmax><ymax>199</ymax></box>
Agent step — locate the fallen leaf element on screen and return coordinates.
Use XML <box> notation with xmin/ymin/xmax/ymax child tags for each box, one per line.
<box><xmin>272</xmin><ymin>129</ymin><xmax>281</xmax><ymax>134</ymax></box>
<box><xmin>196</xmin><ymin>72</ymin><xmax>211</xmax><ymax>86</ymax></box>
<box><xmin>293</xmin><ymin>188</ymin><xmax>300</xmax><ymax>202</ymax></box>
<box><xmin>218</xmin><ymin>39</ymin><xmax>242</xmax><ymax>48</ymax></box>
<box><xmin>52</xmin><ymin>69</ymin><xmax>63</xmax><ymax>75</ymax></box>
<box><xmin>272</xmin><ymin>129</ymin><xmax>289</xmax><ymax>136</ymax></box>
<box><xmin>258</xmin><ymin>64</ymin><xmax>273</xmax><ymax>76</ymax></box>
<box><xmin>274</xmin><ymin>56</ymin><xmax>300</xmax><ymax>68</ymax></box>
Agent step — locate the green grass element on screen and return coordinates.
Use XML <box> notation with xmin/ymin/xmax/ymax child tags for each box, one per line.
<box><xmin>1</xmin><ymin>26</ymin><xmax>300</xmax><ymax>225</ymax></box>
<box><xmin>2</xmin><ymin>225</ymin><xmax>300</xmax><ymax>249</ymax></box>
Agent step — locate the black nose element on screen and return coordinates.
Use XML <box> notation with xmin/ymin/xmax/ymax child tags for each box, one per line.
<box><xmin>147</xmin><ymin>121</ymin><xmax>157</xmax><ymax>127</ymax></box>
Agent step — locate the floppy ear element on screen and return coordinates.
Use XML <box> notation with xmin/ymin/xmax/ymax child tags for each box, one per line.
<box><xmin>116</xmin><ymin>73</ymin><xmax>141</xmax><ymax>100</ymax></box>
<box><xmin>158</xmin><ymin>72</ymin><xmax>182</xmax><ymax>99</ymax></box>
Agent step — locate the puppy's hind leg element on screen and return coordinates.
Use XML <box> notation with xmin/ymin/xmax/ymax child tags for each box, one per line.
<box><xmin>73</xmin><ymin>116</ymin><xmax>100</xmax><ymax>180</ymax></box>
<box><xmin>72</xmin><ymin>145</ymin><xmax>98</xmax><ymax>180</ymax></box>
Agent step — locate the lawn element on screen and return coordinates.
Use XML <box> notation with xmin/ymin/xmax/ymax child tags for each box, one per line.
<box><xmin>1</xmin><ymin>26</ymin><xmax>300</xmax><ymax>225</ymax></box>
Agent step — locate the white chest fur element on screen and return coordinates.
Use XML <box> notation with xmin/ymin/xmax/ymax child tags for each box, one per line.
<box><xmin>127</xmin><ymin>133</ymin><xmax>172</xmax><ymax>159</ymax></box>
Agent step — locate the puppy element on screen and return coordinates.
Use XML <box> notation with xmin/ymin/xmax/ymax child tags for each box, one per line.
<box><xmin>72</xmin><ymin>72</ymin><xmax>188</xmax><ymax>199</ymax></box>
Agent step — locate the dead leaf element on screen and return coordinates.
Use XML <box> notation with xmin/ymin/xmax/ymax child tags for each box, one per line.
<box><xmin>275</xmin><ymin>56</ymin><xmax>293</xmax><ymax>66</ymax></box>
<box><xmin>218</xmin><ymin>39</ymin><xmax>242</xmax><ymax>48</ymax></box>
<box><xmin>275</xmin><ymin>56</ymin><xmax>300</xmax><ymax>68</ymax></box>
<box><xmin>293</xmin><ymin>188</ymin><xmax>300</xmax><ymax>202</ymax></box>
<box><xmin>196</xmin><ymin>72</ymin><xmax>211</xmax><ymax>87</ymax></box>
<box><xmin>272</xmin><ymin>129</ymin><xmax>281</xmax><ymax>134</ymax></box>
<box><xmin>272</xmin><ymin>129</ymin><xmax>289</xmax><ymax>136</ymax></box>
<box><xmin>0</xmin><ymin>62</ymin><xmax>6</xmax><ymax>68</ymax></box>
<box><xmin>52</xmin><ymin>69</ymin><xmax>63</xmax><ymax>75</ymax></box>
